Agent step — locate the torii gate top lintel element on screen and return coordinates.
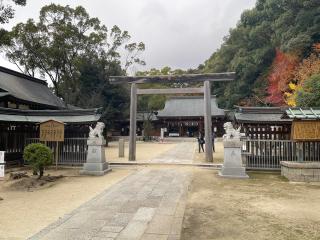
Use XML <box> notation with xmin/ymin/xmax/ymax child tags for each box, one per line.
<box><xmin>109</xmin><ymin>72</ymin><xmax>236</xmax><ymax>84</ymax></box>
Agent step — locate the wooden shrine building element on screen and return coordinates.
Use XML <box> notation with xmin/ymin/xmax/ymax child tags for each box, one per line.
<box><xmin>157</xmin><ymin>96</ymin><xmax>226</xmax><ymax>137</ymax></box>
<box><xmin>0</xmin><ymin>66</ymin><xmax>101</xmax><ymax>164</ymax></box>
<box><xmin>232</xmin><ymin>106</ymin><xmax>292</xmax><ymax>140</ymax></box>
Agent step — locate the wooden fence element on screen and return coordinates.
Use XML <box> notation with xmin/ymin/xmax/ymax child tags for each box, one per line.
<box><xmin>242</xmin><ymin>139</ymin><xmax>320</xmax><ymax>170</ymax></box>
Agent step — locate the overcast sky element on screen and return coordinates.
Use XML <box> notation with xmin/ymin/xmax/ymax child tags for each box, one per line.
<box><xmin>0</xmin><ymin>0</ymin><xmax>256</xmax><ymax>74</ymax></box>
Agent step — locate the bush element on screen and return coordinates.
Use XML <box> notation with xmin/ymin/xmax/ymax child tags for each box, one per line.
<box><xmin>23</xmin><ymin>143</ymin><xmax>53</xmax><ymax>178</ymax></box>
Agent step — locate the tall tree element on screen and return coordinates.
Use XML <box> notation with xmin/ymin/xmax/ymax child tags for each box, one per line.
<box><xmin>3</xmin><ymin>4</ymin><xmax>145</xmax><ymax>101</ymax></box>
<box><xmin>0</xmin><ymin>0</ymin><xmax>26</xmax><ymax>45</ymax></box>
<box><xmin>0</xmin><ymin>0</ymin><xmax>26</xmax><ymax>24</ymax></box>
<box><xmin>75</xmin><ymin>57</ymin><xmax>130</xmax><ymax>128</ymax></box>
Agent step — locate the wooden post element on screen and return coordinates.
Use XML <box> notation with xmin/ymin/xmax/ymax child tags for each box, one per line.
<box><xmin>55</xmin><ymin>141</ymin><xmax>59</xmax><ymax>170</ymax></box>
<box><xmin>129</xmin><ymin>83</ymin><xmax>137</xmax><ymax>161</ymax></box>
<box><xmin>204</xmin><ymin>81</ymin><xmax>213</xmax><ymax>162</ymax></box>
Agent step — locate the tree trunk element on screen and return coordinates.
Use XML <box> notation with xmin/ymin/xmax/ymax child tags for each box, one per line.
<box><xmin>38</xmin><ymin>166</ymin><xmax>44</xmax><ymax>179</ymax></box>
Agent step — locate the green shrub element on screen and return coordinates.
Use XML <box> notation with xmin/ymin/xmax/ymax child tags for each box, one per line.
<box><xmin>23</xmin><ymin>143</ymin><xmax>53</xmax><ymax>178</ymax></box>
<box><xmin>296</xmin><ymin>74</ymin><xmax>320</xmax><ymax>107</ymax></box>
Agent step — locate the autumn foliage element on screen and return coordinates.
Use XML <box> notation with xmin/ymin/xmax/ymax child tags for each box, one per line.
<box><xmin>285</xmin><ymin>44</ymin><xmax>320</xmax><ymax>106</ymax></box>
<box><xmin>266</xmin><ymin>50</ymin><xmax>299</xmax><ymax>106</ymax></box>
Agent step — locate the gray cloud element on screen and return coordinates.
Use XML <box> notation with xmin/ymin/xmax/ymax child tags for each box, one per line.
<box><xmin>0</xmin><ymin>0</ymin><xmax>256</xmax><ymax>73</ymax></box>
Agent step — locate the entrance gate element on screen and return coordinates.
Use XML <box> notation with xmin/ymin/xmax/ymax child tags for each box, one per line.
<box><xmin>110</xmin><ymin>73</ymin><xmax>235</xmax><ymax>162</ymax></box>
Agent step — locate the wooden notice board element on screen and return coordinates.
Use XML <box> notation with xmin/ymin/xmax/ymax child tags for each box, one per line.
<box><xmin>39</xmin><ymin>120</ymin><xmax>65</xmax><ymax>142</ymax></box>
<box><xmin>292</xmin><ymin>121</ymin><xmax>320</xmax><ymax>141</ymax></box>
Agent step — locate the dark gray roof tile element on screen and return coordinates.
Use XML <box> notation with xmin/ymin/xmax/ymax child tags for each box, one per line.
<box><xmin>0</xmin><ymin>66</ymin><xmax>66</xmax><ymax>108</ymax></box>
<box><xmin>157</xmin><ymin>96</ymin><xmax>224</xmax><ymax>118</ymax></box>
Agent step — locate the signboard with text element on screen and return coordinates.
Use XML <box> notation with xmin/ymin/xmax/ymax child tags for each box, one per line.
<box><xmin>292</xmin><ymin>121</ymin><xmax>320</xmax><ymax>141</ymax></box>
<box><xmin>39</xmin><ymin>120</ymin><xmax>65</xmax><ymax>142</ymax></box>
<box><xmin>0</xmin><ymin>151</ymin><xmax>4</xmax><ymax>179</ymax></box>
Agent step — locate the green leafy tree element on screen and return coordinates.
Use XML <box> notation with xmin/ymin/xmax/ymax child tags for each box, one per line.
<box><xmin>296</xmin><ymin>74</ymin><xmax>320</xmax><ymax>107</ymax></box>
<box><xmin>75</xmin><ymin>57</ymin><xmax>130</xmax><ymax>129</ymax></box>
<box><xmin>23</xmin><ymin>143</ymin><xmax>53</xmax><ymax>178</ymax></box>
<box><xmin>2</xmin><ymin>4</ymin><xmax>145</xmax><ymax>129</ymax></box>
<box><xmin>0</xmin><ymin>0</ymin><xmax>26</xmax><ymax>24</ymax></box>
<box><xmin>0</xmin><ymin>0</ymin><xmax>26</xmax><ymax>45</ymax></box>
<box><xmin>3</xmin><ymin>4</ymin><xmax>145</xmax><ymax>100</ymax></box>
<box><xmin>202</xmin><ymin>0</ymin><xmax>320</xmax><ymax>108</ymax></box>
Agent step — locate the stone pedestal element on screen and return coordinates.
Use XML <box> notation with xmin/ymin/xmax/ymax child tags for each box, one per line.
<box><xmin>80</xmin><ymin>138</ymin><xmax>111</xmax><ymax>176</ymax></box>
<box><xmin>219</xmin><ymin>141</ymin><xmax>248</xmax><ymax>178</ymax></box>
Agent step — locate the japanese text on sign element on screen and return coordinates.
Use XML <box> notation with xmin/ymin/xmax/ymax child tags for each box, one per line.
<box><xmin>39</xmin><ymin>120</ymin><xmax>65</xmax><ymax>142</ymax></box>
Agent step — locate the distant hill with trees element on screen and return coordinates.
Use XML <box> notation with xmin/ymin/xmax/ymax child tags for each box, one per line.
<box><xmin>201</xmin><ymin>0</ymin><xmax>320</xmax><ymax>108</ymax></box>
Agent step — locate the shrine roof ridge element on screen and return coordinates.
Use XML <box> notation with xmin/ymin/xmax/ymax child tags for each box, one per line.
<box><xmin>0</xmin><ymin>66</ymin><xmax>47</xmax><ymax>85</ymax></box>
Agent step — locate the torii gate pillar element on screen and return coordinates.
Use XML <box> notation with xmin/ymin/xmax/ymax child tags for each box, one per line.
<box><xmin>129</xmin><ymin>83</ymin><xmax>137</xmax><ymax>161</ymax></box>
<box><xmin>204</xmin><ymin>81</ymin><xmax>213</xmax><ymax>162</ymax></box>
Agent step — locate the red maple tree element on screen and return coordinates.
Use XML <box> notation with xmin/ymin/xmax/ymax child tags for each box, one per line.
<box><xmin>266</xmin><ymin>50</ymin><xmax>299</xmax><ymax>106</ymax></box>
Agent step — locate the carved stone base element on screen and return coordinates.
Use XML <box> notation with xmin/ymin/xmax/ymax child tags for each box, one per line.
<box><xmin>219</xmin><ymin>140</ymin><xmax>249</xmax><ymax>179</ymax></box>
<box><xmin>80</xmin><ymin>138</ymin><xmax>111</xmax><ymax>176</ymax></box>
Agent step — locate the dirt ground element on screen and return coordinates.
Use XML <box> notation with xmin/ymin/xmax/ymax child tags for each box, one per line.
<box><xmin>193</xmin><ymin>140</ymin><xmax>224</xmax><ymax>164</ymax></box>
<box><xmin>107</xmin><ymin>141</ymin><xmax>178</xmax><ymax>162</ymax></box>
<box><xmin>182</xmin><ymin>168</ymin><xmax>320</xmax><ymax>240</ymax></box>
<box><xmin>0</xmin><ymin>167</ymin><xmax>134</xmax><ymax>240</ymax></box>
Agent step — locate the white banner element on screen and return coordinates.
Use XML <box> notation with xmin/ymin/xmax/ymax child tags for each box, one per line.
<box><xmin>0</xmin><ymin>151</ymin><xmax>4</xmax><ymax>179</ymax></box>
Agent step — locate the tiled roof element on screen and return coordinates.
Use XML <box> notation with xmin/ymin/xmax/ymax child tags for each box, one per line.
<box><xmin>0</xmin><ymin>107</ymin><xmax>101</xmax><ymax>123</ymax></box>
<box><xmin>0</xmin><ymin>66</ymin><xmax>66</xmax><ymax>109</ymax></box>
<box><xmin>234</xmin><ymin>106</ymin><xmax>292</xmax><ymax>123</ymax></box>
<box><xmin>157</xmin><ymin>96</ymin><xmax>224</xmax><ymax>118</ymax></box>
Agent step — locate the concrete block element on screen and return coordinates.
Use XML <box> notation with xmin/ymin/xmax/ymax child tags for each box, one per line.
<box><xmin>132</xmin><ymin>207</ymin><xmax>156</xmax><ymax>222</ymax></box>
<box><xmin>117</xmin><ymin>220</ymin><xmax>148</xmax><ymax>239</ymax></box>
<box><xmin>101</xmin><ymin>226</ymin><xmax>124</xmax><ymax>233</ymax></box>
<box><xmin>146</xmin><ymin>215</ymin><xmax>174</xmax><ymax>235</ymax></box>
<box><xmin>119</xmin><ymin>139</ymin><xmax>125</xmax><ymax>158</ymax></box>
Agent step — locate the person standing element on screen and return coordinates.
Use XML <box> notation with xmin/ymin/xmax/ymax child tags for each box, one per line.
<box><xmin>212</xmin><ymin>132</ymin><xmax>216</xmax><ymax>152</ymax></box>
<box><xmin>197</xmin><ymin>132</ymin><xmax>205</xmax><ymax>153</ymax></box>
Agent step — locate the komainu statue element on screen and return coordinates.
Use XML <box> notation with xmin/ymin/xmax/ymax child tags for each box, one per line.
<box><xmin>223</xmin><ymin>122</ymin><xmax>241</xmax><ymax>141</ymax></box>
<box><xmin>89</xmin><ymin>122</ymin><xmax>105</xmax><ymax>139</ymax></box>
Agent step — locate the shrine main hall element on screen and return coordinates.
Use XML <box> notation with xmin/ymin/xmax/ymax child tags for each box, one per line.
<box><xmin>156</xmin><ymin>96</ymin><xmax>226</xmax><ymax>137</ymax></box>
<box><xmin>116</xmin><ymin>95</ymin><xmax>226</xmax><ymax>138</ymax></box>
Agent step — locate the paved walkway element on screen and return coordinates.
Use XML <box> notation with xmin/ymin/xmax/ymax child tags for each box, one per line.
<box><xmin>150</xmin><ymin>142</ymin><xmax>195</xmax><ymax>164</ymax></box>
<box><xmin>30</xmin><ymin>168</ymin><xmax>191</xmax><ymax>240</ymax></box>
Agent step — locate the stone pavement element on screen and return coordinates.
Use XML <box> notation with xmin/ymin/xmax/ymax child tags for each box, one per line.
<box><xmin>150</xmin><ymin>142</ymin><xmax>195</xmax><ymax>164</ymax></box>
<box><xmin>29</xmin><ymin>168</ymin><xmax>192</xmax><ymax>240</ymax></box>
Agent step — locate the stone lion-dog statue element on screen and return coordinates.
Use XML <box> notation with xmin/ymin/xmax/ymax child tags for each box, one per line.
<box><xmin>89</xmin><ymin>122</ymin><xmax>105</xmax><ymax>139</ymax></box>
<box><xmin>223</xmin><ymin>122</ymin><xmax>241</xmax><ymax>140</ymax></box>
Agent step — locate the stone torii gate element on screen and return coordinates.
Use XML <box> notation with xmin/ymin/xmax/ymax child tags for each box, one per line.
<box><xmin>110</xmin><ymin>73</ymin><xmax>235</xmax><ymax>162</ymax></box>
